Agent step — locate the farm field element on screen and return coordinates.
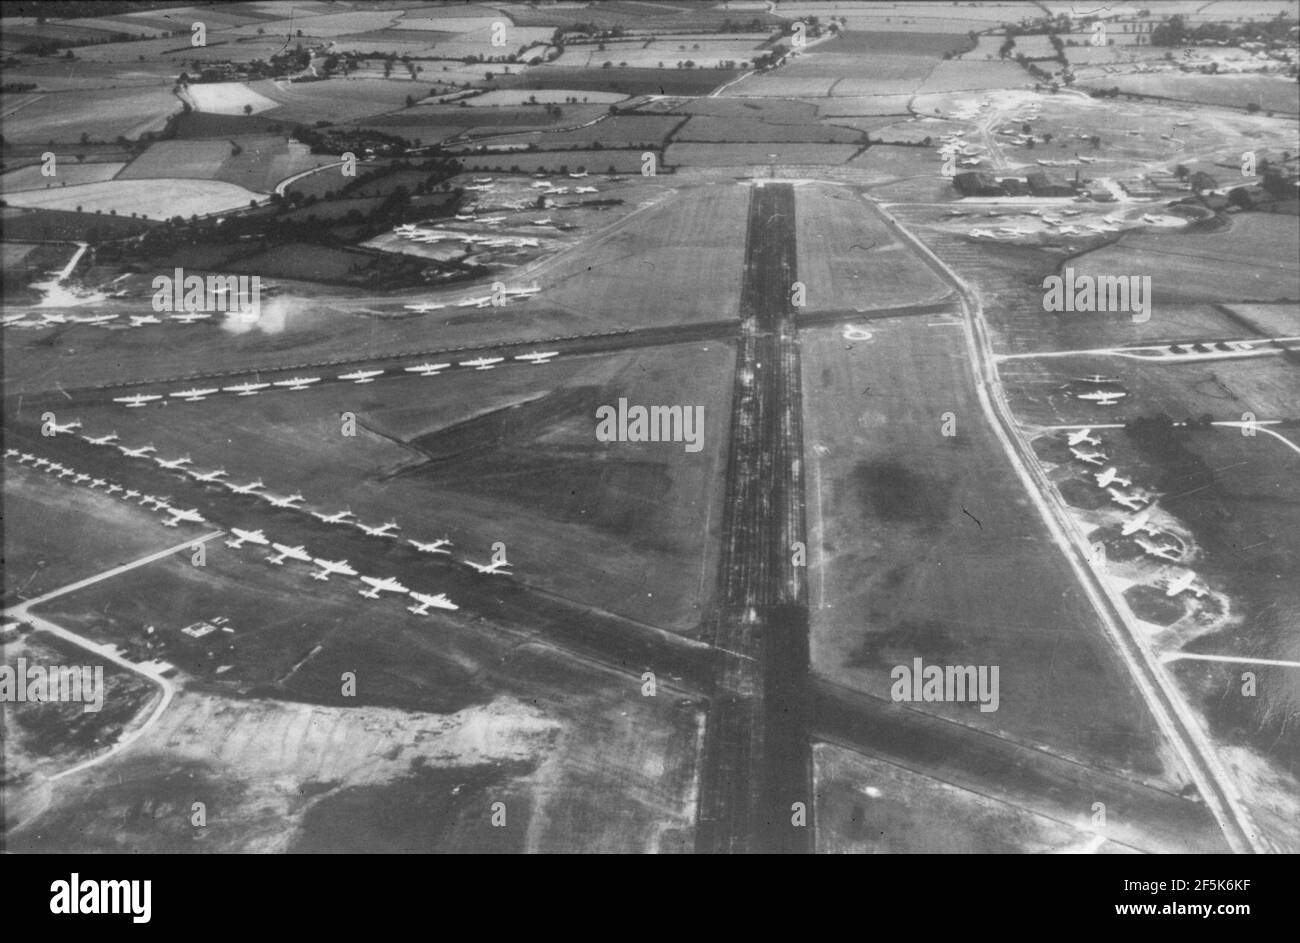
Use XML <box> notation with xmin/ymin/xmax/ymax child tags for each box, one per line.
<box><xmin>184</xmin><ymin>82</ymin><xmax>282</xmax><ymax>115</ymax></box>
<box><xmin>1</xmin><ymin>161</ymin><xmax>126</xmax><ymax>191</ymax></box>
<box><xmin>666</xmin><ymin>142</ymin><xmax>860</xmax><ymax>167</ymax></box>
<box><xmin>794</xmin><ymin>183</ymin><xmax>949</xmax><ymax>311</ymax></box>
<box><xmin>496</xmin><ymin>64</ymin><xmax>740</xmax><ymax>96</ymax></box>
<box><xmin>1079</xmin><ymin>73</ymin><xmax>1300</xmax><ymax>115</ymax></box>
<box><xmin>2</xmin><ymin>178</ymin><xmax>263</xmax><ymax>218</ymax></box>
<box><xmin>1071</xmin><ymin>216</ymin><xmax>1300</xmax><ymax>307</ymax></box>
<box><xmin>117</xmin><ymin>138</ymin><xmax>335</xmax><ymax>193</ymax></box>
<box><xmin>0</xmin><ymin>87</ymin><xmax>179</xmax><ymax>143</ymax></box>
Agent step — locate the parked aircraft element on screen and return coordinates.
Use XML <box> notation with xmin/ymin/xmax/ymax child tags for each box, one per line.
<box><xmin>225</xmin><ymin>528</ymin><xmax>269</xmax><ymax>549</ymax></box>
<box><xmin>267</xmin><ymin>543</ymin><xmax>312</xmax><ymax>565</ymax></box>
<box><xmin>407</xmin><ymin>591</ymin><xmax>459</xmax><ymax>614</ymax></box>
<box><xmin>359</xmin><ymin>576</ymin><xmax>409</xmax><ymax>598</ymax></box>
<box><xmin>408</xmin><ymin>538</ymin><xmax>452</xmax><ymax>555</ymax></box>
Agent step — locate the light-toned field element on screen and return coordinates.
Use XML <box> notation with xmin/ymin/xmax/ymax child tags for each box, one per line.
<box><xmin>185</xmin><ymin>81</ymin><xmax>282</xmax><ymax>115</ymax></box>
<box><xmin>1</xmin><ymin>161</ymin><xmax>125</xmax><ymax>191</ymax></box>
<box><xmin>916</xmin><ymin>59</ymin><xmax>1028</xmax><ymax>94</ymax></box>
<box><xmin>0</xmin><ymin>87</ymin><xmax>179</xmax><ymax>143</ymax></box>
<box><xmin>795</xmin><ymin>184</ymin><xmax>949</xmax><ymax>311</ymax></box>
<box><xmin>666</xmin><ymin>141</ymin><xmax>860</xmax><ymax>166</ymax></box>
<box><xmin>1</xmin><ymin>178</ymin><xmax>263</xmax><ymax>218</ymax></box>
<box><xmin>1081</xmin><ymin>72</ymin><xmax>1300</xmax><ymax>115</ymax></box>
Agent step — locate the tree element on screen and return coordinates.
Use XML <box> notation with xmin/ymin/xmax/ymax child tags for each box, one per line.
<box><xmin>243</xmin><ymin>104</ymin><xmax>253</xmax><ymax>116</ymax></box>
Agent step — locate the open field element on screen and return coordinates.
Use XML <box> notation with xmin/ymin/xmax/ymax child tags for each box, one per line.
<box><xmin>1</xmin><ymin>178</ymin><xmax>264</xmax><ymax>218</ymax></box>
<box><xmin>1079</xmin><ymin>73</ymin><xmax>1300</xmax><ymax>115</ymax></box>
<box><xmin>1</xmin><ymin>161</ymin><xmax>125</xmax><ymax>191</ymax></box>
<box><xmin>184</xmin><ymin>82</ymin><xmax>282</xmax><ymax>116</ymax></box>
<box><xmin>496</xmin><ymin>65</ymin><xmax>740</xmax><ymax>96</ymax></box>
<box><xmin>666</xmin><ymin>142</ymin><xmax>859</xmax><ymax>166</ymax></box>
<box><xmin>794</xmin><ymin>183</ymin><xmax>949</xmax><ymax>311</ymax></box>
<box><xmin>0</xmin><ymin>87</ymin><xmax>179</xmax><ymax>144</ymax></box>
<box><xmin>801</xmin><ymin>319</ymin><xmax>1190</xmax><ymax>783</ymax></box>
<box><xmin>814</xmin><ymin>744</ymin><xmax>1141</xmax><ymax>854</ymax></box>
<box><xmin>117</xmin><ymin>137</ymin><xmax>336</xmax><ymax>193</ymax></box>
<box><xmin>1073</xmin><ymin>216</ymin><xmax>1300</xmax><ymax>306</ymax></box>
<box><xmin>465</xmin><ymin>88</ymin><xmax>628</xmax><ymax>106</ymax></box>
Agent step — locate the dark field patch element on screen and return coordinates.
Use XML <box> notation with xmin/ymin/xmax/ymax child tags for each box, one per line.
<box><xmin>290</xmin><ymin>759</ymin><xmax>537</xmax><ymax>853</ymax></box>
<box><xmin>851</xmin><ymin>459</ymin><xmax>952</xmax><ymax>528</ymax></box>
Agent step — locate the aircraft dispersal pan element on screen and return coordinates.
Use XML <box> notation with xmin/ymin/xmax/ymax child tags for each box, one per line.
<box><xmin>1095</xmin><ymin>467</ymin><xmax>1131</xmax><ymax>489</ymax></box>
<box><xmin>1108</xmin><ymin>488</ymin><xmax>1146</xmax><ymax>511</ymax></box>
<box><xmin>1120</xmin><ymin>505</ymin><xmax>1158</xmax><ymax>536</ymax></box>
<box><xmin>1162</xmin><ymin>569</ymin><xmax>1207</xmax><ymax>598</ymax></box>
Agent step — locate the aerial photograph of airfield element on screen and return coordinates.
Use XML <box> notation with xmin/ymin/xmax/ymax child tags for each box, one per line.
<box><xmin>1</xmin><ymin>0</ymin><xmax>1297</xmax><ymax>854</ymax></box>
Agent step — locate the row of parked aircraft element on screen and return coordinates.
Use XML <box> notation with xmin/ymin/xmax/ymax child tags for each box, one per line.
<box><xmin>4</xmin><ymin>311</ymin><xmax>217</xmax><ymax>331</ymax></box>
<box><xmin>220</xmin><ymin>527</ymin><xmax>460</xmax><ymax>614</ymax></box>
<box><xmin>110</xmin><ymin>349</ymin><xmax>561</xmax><ymax>406</ymax></box>
<box><xmin>8</xmin><ymin>444</ymin><xmax>206</xmax><ymax>528</ymax></box>
<box><xmin>1058</xmin><ymin>426</ymin><xmax>1206</xmax><ymax>599</ymax></box>
<box><xmin>96</xmin><ymin>432</ymin><xmax>513</xmax><ymax>576</ymax></box>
